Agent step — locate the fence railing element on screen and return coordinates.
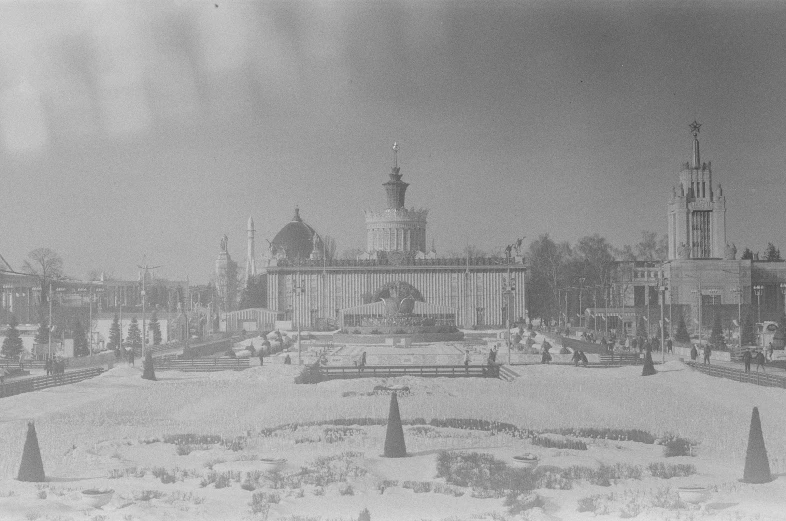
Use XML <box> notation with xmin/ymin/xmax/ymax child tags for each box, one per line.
<box><xmin>318</xmin><ymin>364</ymin><xmax>495</xmax><ymax>379</ymax></box>
<box><xmin>687</xmin><ymin>361</ymin><xmax>786</xmax><ymax>389</ymax></box>
<box><xmin>0</xmin><ymin>368</ymin><xmax>104</xmax><ymax>399</ymax></box>
<box><xmin>154</xmin><ymin>358</ymin><xmax>250</xmax><ymax>372</ymax></box>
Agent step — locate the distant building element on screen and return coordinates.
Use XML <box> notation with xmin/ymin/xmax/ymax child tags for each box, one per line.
<box><xmin>227</xmin><ymin>144</ymin><xmax>527</xmax><ymax>331</ymax></box>
<box><xmin>215</xmin><ymin>235</ymin><xmax>238</xmax><ymax>312</ymax></box>
<box><xmin>589</xmin><ymin>123</ymin><xmax>786</xmax><ymax>339</ymax></box>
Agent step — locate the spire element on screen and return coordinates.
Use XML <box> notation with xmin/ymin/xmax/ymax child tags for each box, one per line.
<box><xmin>689</xmin><ymin>120</ymin><xmax>701</xmax><ymax>169</ymax></box>
<box><xmin>293</xmin><ymin>206</ymin><xmax>301</xmax><ymax>222</ymax></box>
<box><xmin>247</xmin><ymin>215</ymin><xmax>254</xmax><ymax>230</ymax></box>
<box><xmin>383</xmin><ymin>142</ymin><xmax>408</xmax><ymax>209</ymax></box>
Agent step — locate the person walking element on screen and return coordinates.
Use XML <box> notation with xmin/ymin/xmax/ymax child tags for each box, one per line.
<box><xmin>580</xmin><ymin>350</ymin><xmax>588</xmax><ymax>367</ymax></box>
<box><xmin>45</xmin><ymin>356</ymin><xmax>51</xmax><ymax>377</ymax></box>
<box><xmin>572</xmin><ymin>349</ymin><xmax>581</xmax><ymax>367</ymax></box>
<box><xmin>129</xmin><ymin>349</ymin><xmax>135</xmax><ymax>367</ymax></box>
<box><xmin>755</xmin><ymin>350</ymin><xmax>766</xmax><ymax>372</ymax></box>
<box><xmin>666</xmin><ymin>338</ymin><xmax>673</xmax><ymax>354</ymax></box>
<box><xmin>463</xmin><ymin>349</ymin><xmax>470</xmax><ymax>374</ymax></box>
<box><xmin>258</xmin><ymin>348</ymin><xmax>264</xmax><ymax>366</ymax></box>
<box><xmin>703</xmin><ymin>344</ymin><xmax>711</xmax><ymax>365</ymax></box>
<box><xmin>768</xmin><ymin>342</ymin><xmax>774</xmax><ymax>361</ymax></box>
<box><xmin>690</xmin><ymin>345</ymin><xmax>698</xmax><ymax>361</ymax></box>
<box><xmin>742</xmin><ymin>349</ymin><xmax>752</xmax><ymax>373</ymax></box>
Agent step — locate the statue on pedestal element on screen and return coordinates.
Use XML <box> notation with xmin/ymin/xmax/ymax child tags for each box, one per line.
<box><xmin>725</xmin><ymin>243</ymin><xmax>737</xmax><ymax>260</ymax></box>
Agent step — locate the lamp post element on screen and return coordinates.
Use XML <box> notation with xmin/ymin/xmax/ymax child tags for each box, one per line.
<box><xmin>754</xmin><ymin>284</ymin><xmax>764</xmax><ymax>347</ymax></box>
<box><xmin>658</xmin><ymin>275</ymin><xmax>668</xmax><ymax>363</ymax></box>
<box><xmin>294</xmin><ymin>276</ymin><xmax>306</xmax><ymax>364</ymax></box>
<box><xmin>578</xmin><ymin>278</ymin><xmax>585</xmax><ymax>329</ymax></box>
<box><xmin>137</xmin><ymin>261</ymin><xmax>162</xmax><ymax>355</ymax></box>
<box><xmin>731</xmin><ymin>286</ymin><xmax>742</xmax><ymax>346</ymax></box>
<box><xmin>780</xmin><ymin>283</ymin><xmax>786</xmax><ymax>319</ymax></box>
<box><xmin>47</xmin><ymin>282</ymin><xmax>53</xmax><ymax>359</ymax></box>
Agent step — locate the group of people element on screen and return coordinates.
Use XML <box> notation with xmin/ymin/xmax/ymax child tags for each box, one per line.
<box><xmin>44</xmin><ymin>356</ymin><xmax>65</xmax><ymax>376</ymax></box>
<box><xmin>571</xmin><ymin>349</ymin><xmax>589</xmax><ymax>367</ymax></box>
<box><xmin>742</xmin><ymin>349</ymin><xmax>768</xmax><ymax>373</ymax></box>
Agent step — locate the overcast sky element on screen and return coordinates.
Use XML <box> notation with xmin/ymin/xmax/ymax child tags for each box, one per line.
<box><xmin>1</xmin><ymin>1</ymin><xmax>785</xmax><ymax>283</ymax></box>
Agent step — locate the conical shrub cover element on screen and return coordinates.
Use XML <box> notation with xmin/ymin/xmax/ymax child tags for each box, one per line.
<box><xmin>383</xmin><ymin>392</ymin><xmax>406</xmax><ymax>458</ymax></box>
<box><xmin>743</xmin><ymin>407</ymin><xmax>772</xmax><ymax>483</ymax></box>
<box><xmin>142</xmin><ymin>350</ymin><xmax>157</xmax><ymax>381</ymax></box>
<box><xmin>17</xmin><ymin>421</ymin><xmax>45</xmax><ymax>482</ymax></box>
<box><xmin>642</xmin><ymin>350</ymin><xmax>657</xmax><ymax>376</ymax></box>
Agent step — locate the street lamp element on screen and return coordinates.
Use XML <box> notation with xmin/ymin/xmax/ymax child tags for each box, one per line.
<box><xmin>293</xmin><ymin>277</ymin><xmax>306</xmax><ymax>365</ymax></box>
<box><xmin>658</xmin><ymin>276</ymin><xmax>668</xmax><ymax>363</ymax></box>
<box><xmin>137</xmin><ymin>260</ymin><xmax>162</xmax><ymax>356</ymax></box>
<box><xmin>781</xmin><ymin>283</ymin><xmax>786</xmax><ymax>318</ymax></box>
<box><xmin>578</xmin><ymin>278</ymin><xmax>585</xmax><ymax>328</ymax></box>
<box><xmin>731</xmin><ymin>286</ymin><xmax>742</xmax><ymax>346</ymax></box>
<box><xmin>754</xmin><ymin>284</ymin><xmax>764</xmax><ymax>347</ymax></box>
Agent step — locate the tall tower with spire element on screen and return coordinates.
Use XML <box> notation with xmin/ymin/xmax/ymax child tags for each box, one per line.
<box><xmin>667</xmin><ymin>121</ymin><xmax>727</xmax><ymax>259</ymax></box>
<box><xmin>364</xmin><ymin>143</ymin><xmax>428</xmax><ymax>255</ymax></box>
<box><xmin>246</xmin><ymin>215</ymin><xmax>256</xmax><ymax>281</ymax></box>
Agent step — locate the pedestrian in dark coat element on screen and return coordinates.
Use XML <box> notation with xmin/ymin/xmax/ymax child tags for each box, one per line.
<box><xmin>45</xmin><ymin>357</ymin><xmax>51</xmax><ymax>377</ymax></box>
<box><xmin>742</xmin><ymin>349</ymin><xmax>752</xmax><ymax>373</ymax></box>
<box><xmin>666</xmin><ymin>338</ymin><xmax>673</xmax><ymax>353</ymax></box>
<box><xmin>755</xmin><ymin>351</ymin><xmax>766</xmax><ymax>372</ymax></box>
<box><xmin>579</xmin><ymin>350</ymin><xmax>588</xmax><ymax>367</ymax></box>
<box><xmin>572</xmin><ymin>350</ymin><xmax>581</xmax><ymax>367</ymax></box>
<box><xmin>258</xmin><ymin>349</ymin><xmax>264</xmax><ymax>366</ymax></box>
<box><xmin>690</xmin><ymin>345</ymin><xmax>698</xmax><ymax>361</ymax></box>
<box><xmin>703</xmin><ymin>344</ymin><xmax>711</xmax><ymax>365</ymax></box>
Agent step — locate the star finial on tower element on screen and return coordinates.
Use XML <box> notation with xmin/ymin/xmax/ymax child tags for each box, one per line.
<box><xmin>392</xmin><ymin>142</ymin><xmax>399</xmax><ymax>169</ymax></box>
<box><xmin>689</xmin><ymin>120</ymin><xmax>701</xmax><ymax>137</ymax></box>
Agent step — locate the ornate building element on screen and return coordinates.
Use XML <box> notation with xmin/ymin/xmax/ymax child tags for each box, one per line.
<box><xmin>215</xmin><ymin>235</ymin><xmax>238</xmax><ymax>312</ymax></box>
<box><xmin>228</xmin><ymin>145</ymin><xmax>527</xmax><ymax>332</ymax></box>
<box><xmin>364</xmin><ymin>143</ymin><xmax>428</xmax><ymax>255</ymax></box>
<box><xmin>667</xmin><ymin>121</ymin><xmax>727</xmax><ymax>260</ymax></box>
<box><xmin>588</xmin><ymin>123</ymin><xmax>786</xmax><ymax>339</ymax></box>
<box><xmin>245</xmin><ymin>215</ymin><xmax>256</xmax><ymax>280</ymax></box>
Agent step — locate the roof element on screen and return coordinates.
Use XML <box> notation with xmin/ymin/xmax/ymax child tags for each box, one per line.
<box><xmin>270</xmin><ymin>208</ymin><xmax>322</xmax><ymax>261</ymax></box>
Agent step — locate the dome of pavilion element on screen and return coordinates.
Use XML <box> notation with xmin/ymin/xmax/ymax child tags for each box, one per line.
<box><xmin>270</xmin><ymin>207</ymin><xmax>323</xmax><ymax>261</ymax></box>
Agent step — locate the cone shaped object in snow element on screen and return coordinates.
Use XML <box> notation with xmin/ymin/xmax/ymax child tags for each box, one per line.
<box><xmin>383</xmin><ymin>392</ymin><xmax>406</xmax><ymax>458</ymax></box>
<box><xmin>642</xmin><ymin>350</ymin><xmax>657</xmax><ymax>376</ymax></box>
<box><xmin>17</xmin><ymin>421</ymin><xmax>45</xmax><ymax>482</ymax></box>
<box><xmin>743</xmin><ymin>407</ymin><xmax>772</xmax><ymax>483</ymax></box>
<box><xmin>142</xmin><ymin>351</ymin><xmax>157</xmax><ymax>381</ymax></box>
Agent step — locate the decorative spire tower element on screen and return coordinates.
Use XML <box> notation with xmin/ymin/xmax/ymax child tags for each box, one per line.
<box><xmin>364</xmin><ymin>142</ymin><xmax>428</xmax><ymax>254</ymax></box>
<box><xmin>667</xmin><ymin>121</ymin><xmax>727</xmax><ymax>259</ymax></box>
<box><xmin>383</xmin><ymin>142</ymin><xmax>409</xmax><ymax>209</ymax></box>
<box><xmin>246</xmin><ymin>215</ymin><xmax>256</xmax><ymax>281</ymax></box>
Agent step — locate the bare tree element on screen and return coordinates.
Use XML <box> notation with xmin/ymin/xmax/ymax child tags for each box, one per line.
<box><xmin>22</xmin><ymin>248</ymin><xmax>64</xmax><ymax>306</ymax></box>
<box><xmin>340</xmin><ymin>248</ymin><xmax>364</xmax><ymax>260</ymax></box>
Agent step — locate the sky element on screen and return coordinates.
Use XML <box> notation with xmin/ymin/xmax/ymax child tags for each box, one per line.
<box><xmin>1</xmin><ymin>0</ymin><xmax>786</xmax><ymax>283</ymax></box>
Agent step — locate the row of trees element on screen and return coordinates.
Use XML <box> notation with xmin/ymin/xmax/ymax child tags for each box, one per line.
<box><xmin>526</xmin><ymin>231</ymin><xmax>668</xmax><ymax>324</ymax></box>
<box><xmin>106</xmin><ymin>314</ymin><xmax>162</xmax><ymax>350</ymax></box>
<box><xmin>740</xmin><ymin>243</ymin><xmax>782</xmax><ymax>261</ymax></box>
<box><xmin>1</xmin><ymin>315</ymin><xmax>94</xmax><ymax>359</ymax></box>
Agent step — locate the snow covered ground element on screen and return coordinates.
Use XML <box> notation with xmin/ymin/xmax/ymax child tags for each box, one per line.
<box><xmin>0</xmin><ymin>358</ymin><xmax>785</xmax><ymax>520</ymax></box>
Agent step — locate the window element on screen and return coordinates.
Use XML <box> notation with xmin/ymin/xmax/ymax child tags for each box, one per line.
<box><xmin>702</xmin><ymin>295</ymin><xmax>720</xmax><ymax>306</ymax></box>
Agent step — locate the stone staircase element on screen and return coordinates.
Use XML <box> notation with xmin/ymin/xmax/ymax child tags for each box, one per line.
<box><xmin>497</xmin><ymin>365</ymin><xmax>520</xmax><ymax>382</ymax></box>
